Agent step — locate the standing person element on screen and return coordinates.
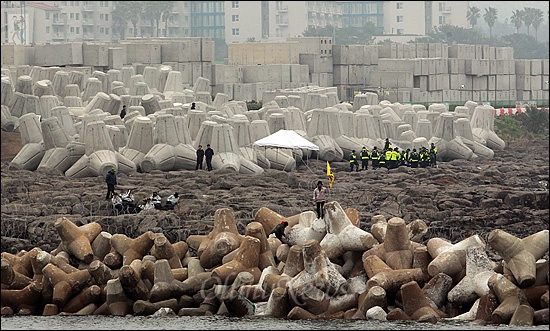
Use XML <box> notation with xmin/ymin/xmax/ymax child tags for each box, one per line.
<box><xmin>370</xmin><ymin>146</ymin><xmax>380</xmax><ymax>170</ymax></box>
<box><xmin>409</xmin><ymin>149</ymin><xmax>419</xmax><ymax>168</ymax></box>
<box><xmin>429</xmin><ymin>143</ymin><xmax>438</xmax><ymax>167</ymax></box>
<box><xmin>349</xmin><ymin>150</ymin><xmax>359</xmax><ymax>172</ymax></box>
<box><xmin>313</xmin><ymin>180</ymin><xmax>328</xmax><ymax>219</ymax></box>
<box><xmin>384</xmin><ymin>138</ymin><xmax>392</xmax><ymax>151</ymax></box>
<box><xmin>360</xmin><ymin>147</ymin><xmax>370</xmax><ymax>171</ymax></box>
<box><xmin>195</xmin><ymin>145</ymin><xmax>204</xmax><ymax>170</ymax></box>
<box><xmin>105</xmin><ymin>167</ymin><xmax>117</xmax><ymax>200</ymax></box>
<box><xmin>11</xmin><ymin>16</ymin><xmax>20</xmax><ymax>44</ymax></box>
<box><xmin>19</xmin><ymin>16</ymin><xmax>25</xmax><ymax>44</ymax></box>
<box><xmin>190</xmin><ymin>102</ymin><xmax>196</xmax><ymax>110</ymax></box>
<box><xmin>119</xmin><ymin>105</ymin><xmax>127</xmax><ymax>119</ymax></box>
<box><xmin>205</xmin><ymin>144</ymin><xmax>214</xmax><ymax>171</ymax></box>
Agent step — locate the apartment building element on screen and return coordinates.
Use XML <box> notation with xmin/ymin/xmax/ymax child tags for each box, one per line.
<box><xmin>340</xmin><ymin>1</ymin><xmax>469</xmax><ymax>36</ymax></box>
<box><xmin>1</xmin><ymin>1</ymin><xmax>470</xmax><ymax>45</ymax></box>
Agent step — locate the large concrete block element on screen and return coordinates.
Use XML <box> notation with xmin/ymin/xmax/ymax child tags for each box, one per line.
<box><xmin>515</xmin><ymin>60</ymin><xmax>531</xmax><ymax>75</ymax></box>
<box><xmin>378</xmin><ymin>43</ymin><xmax>397</xmax><ymax>59</ymax></box>
<box><xmin>108</xmin><ymin>48</ymin><xmax>124</xmax><ymax>69</ymax></box>
<box><xmin>465</xmin><ymin>59</ymin><xmax>489</xmax><ymax>76</ymax></box>
<box><xmin>415</xmin><ymin>43</ymin><xmax>429</xmax><ymax>58</ymax></box>
<box><xmin>530</xmin><ymin>60</ymin><xmax>542</xmax><ymax>75</ymax></box>
<box><xmin>82</xmin><ymin>43</ymin><xmax>109</xmax><ymax>67</ymax></box>
<box><xmin>543</xmin><ymin>59</ymin><xmax>550</xmax><ymax>75</ymax></box>
<box><xmin>496</xmin><ymin>75</ymin><xmax>510</xmax><ymax>90</ymax></box>
<box><xmin>516</xmin><ymin>75</ymin><xmax>531</xmax><ymax>90</ymax></box>
<box><xmin>530</xmin><ymin>75</ymin><xmax>542</xmax><ymax>90</ymax></box>
<box><xmin>449</xmin><ymin>74</ymin><xmax>466</xmax><ymax>90</ymax></box>
<box><xmin>420</xmin><ymin>59</ymin><xmax>429</xmax><ymax>76</ymax></box>
<box><xmin>333</xmin><ymin>65</ymin><xmax>349</xmax><ymax>85</ymax></box>
<box><xmin>201</xmin><ymin>38</ymin><xmax>215</xmax><ymax>62</ymax></box>
<box><xmin>123</xmin><ymin>43</ymin><xmax>161</xmax><ymax>65</ymax></box>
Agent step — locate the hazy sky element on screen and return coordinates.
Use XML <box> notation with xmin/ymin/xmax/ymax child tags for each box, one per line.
<box><xmin>470</xmin><ymin>1</ymin><xmax>549</xmax><ymax>21</ymax></box>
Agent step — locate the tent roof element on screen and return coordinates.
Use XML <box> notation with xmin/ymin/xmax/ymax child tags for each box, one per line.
<box><xmin>252</xmin><ymin>130</ymin><xmax>319</xmax><ymax>151</ymax></box>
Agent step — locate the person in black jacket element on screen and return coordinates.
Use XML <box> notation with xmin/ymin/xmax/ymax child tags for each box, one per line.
<box><xmin>119</xmin><ymin>105</ymin><xmax>126</xmax><ymax>119</ymax></box>
<box><xmin>205</xmin><ymin>144</ymin><xmax>214</xmax><ymax>171</ymax></box>
<box><xmin>269</xmin><ymin>221</ymin><xmax>288</xmax><ymax>241</ymax></box>
<box><xmin>105</xmin><ymin>167</ymin><xmax>117</xmax><ymax>200</ymax></box>
<box><xmin>195</xmin><ymin>145</ymin><xmax>204</xmax><ymax>170</ymax></box>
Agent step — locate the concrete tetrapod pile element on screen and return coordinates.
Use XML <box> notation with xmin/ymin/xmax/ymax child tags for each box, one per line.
<box><xmin>2</xmin><ymin>64</ymin><xmax>511</xmax><ymax>178</ymax></box>
<box><xmin>1</xmin><ymin>201</ymin><xmax>548</xmax><ymax>326</ymax></box>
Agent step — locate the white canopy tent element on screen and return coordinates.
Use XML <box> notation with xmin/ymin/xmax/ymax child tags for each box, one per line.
<box><xmin>252</xmin><ymin>129</ymin><xmax>319</xmax><ymax>172</ymax></box>
<box><xmin>252</xmin><ymin>129</ymin><xmax>319</xmax><ymax>151</ymax></box>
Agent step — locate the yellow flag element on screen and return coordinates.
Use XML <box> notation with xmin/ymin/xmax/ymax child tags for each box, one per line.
<box><xmin>326</xmin><ymin>161</ymin><xmax>334</xmax><ymax>188</ymax></box>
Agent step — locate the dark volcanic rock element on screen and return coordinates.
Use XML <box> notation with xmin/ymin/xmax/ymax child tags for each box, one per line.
<box><xmin>1</xmin><ymin>137</ymin><xmax>548</xmax><ymax>257</ymax></box>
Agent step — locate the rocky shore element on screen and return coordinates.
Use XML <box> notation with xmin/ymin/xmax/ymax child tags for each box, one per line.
<box><xmin>1</xmin><ymin>136</ymin><xmax>548</xmax><ymax>255</ymax></box>
<box><xmin>1</xmin><ymin>136</ymin><xmax>549</xmax><ymax>325</ymax></box>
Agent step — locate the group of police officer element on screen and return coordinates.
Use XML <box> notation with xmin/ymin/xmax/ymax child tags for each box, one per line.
<box><xmin>348</xmin><ymin>138</ymin><xmax>437</xmax><ymax>172</ymax></box>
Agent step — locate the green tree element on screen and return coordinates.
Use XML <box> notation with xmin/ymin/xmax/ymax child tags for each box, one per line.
<box><xmin>510</xmin><ymin>9</ymin><xmax>524</xmax><ymax>34</ymax></box>
<box><xmin>302</xmin><ymin>22</ymin><xmax>381</xmax><ymax>45</ymax></box>
<box><xmin>112</xmin><ymin>1</ymin><xmax>133</xmax><ymax>40</ymax></box>
<box><xmin>483</xmin><ymin>7</ymin><xmax>498</xmax><ymax>37</ymax></box>
<box><xmin>143</xmin><ymin>2</ymin><xmax>163</xmax><ymax>37</ymax></box>
<box><xmin>523</xmin><ymin>7</ymin><xmax>534</xmax><ymax>36</ymax></box>
<box><xmin>467</xmin><ymin>6</ymin><xmax>481</xmax><ymax>28</ymax></box>
<box><xmin>127</xmin><ymin>1</ymin><xmax>145</xmax><ymax>37</ymax></box>
<box><xmin>500</xmin><ymin>33</ymin><xmax>549</xmax><ymax>59</ymax></box>
<box><xmin>412</xmin><ymin>24</ymin><xmax>488</xmax><ymax>45</ymax></box>
<box><xmin>159</xmin><ymin>1</ymin><xmax>175</xmax><ymax>37</ymax></box>
<box><xmin>531</xmin><ymin>8</ymin><xmax>544</xmax><ymax>41</ymax></box>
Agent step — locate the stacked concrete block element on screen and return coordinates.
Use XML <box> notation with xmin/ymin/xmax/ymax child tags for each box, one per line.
<box><xmin>33</xmin><ymin>43</ymin><xmax>83</xmax><ymax>67</ymax></box>
<box><xmin>82</xmin><ymin>43</ymin><xmax>110</xmax><ymax>67</ymax></box>
<box><xmin>122</xmin><ymin>43</ymin><xmax>161</xmax><ymax>65</ymax></box>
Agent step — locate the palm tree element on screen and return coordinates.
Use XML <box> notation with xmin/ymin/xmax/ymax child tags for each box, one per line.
<box><xmin>112</xmin><ymin>1</ymin><xmax>132</xmax><ymax>40</ymax></box>
<box><xmin>523</xmin><ymin>7</ymin><xmax>534</xmax><ymax>36</ymax></box>
<box><xmin>483</xmin><ymin>7</ymin><xmax>498</xmax><ymax>37</ymax></box>
<box><xmin>510</xmin><ymin>9</ymin><xmax>524</xmax><ymax>34</ymax></box>
<box><xmin>127</xmin><ymin>1</ymin><xmax>145</xmax><ymax>37</ymax></box>
<box><xmin>467</xmin><ymin>6</ymin><xmax>481</xmax><ymax>28</ymax></box>
<box><xmin>158</xmin><ymin>1</ymin><xmax>175</xmax><ymax>37</ymax></box>
<box><xmin>531</xmin><ymin>8</ymin><xmax>544</xmax><ymax>41</ymax></box>
<box><xmin>142</xmin><ymin>2</ymin><xmax>162</xmax><ymax>37</ymax></box>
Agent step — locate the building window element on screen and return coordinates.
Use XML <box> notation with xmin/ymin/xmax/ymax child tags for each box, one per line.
<box><xmin>76</xmin><ymin>27</ymin><xmax>80</xmax><ymax>34</ymax></box>
<box><xmin>232</xmin><ymin>28</ymin><xmax>239</xmax><ymax>35</ymax></box>
<box><xmin>396</xmin><ymin>16</ymin><xmax>403</xmax><ymax>23</ymax></box>
<box><xmin>70</xmin><ymin>13</ymin><xmax>74</xmax><ymax>19</ymax></box>
<box><xmin>100</xmin><ymin>27</ymin><xmax>104</xmax><ymax>33</ymax></box>
<box><xmin>396</xmin><ymin>2</ymin><xmax>403</xmax><ymax>9</ymax></box>
<box><xmin>397</xmin><ymin>29</ymin><xmax>404</xmax><ymax>35</ymax></box>
<box><xmin>100</xmin><ymin>14</ymin><xmax>104</xmax><ymax>20</ymax></box>
<box><xmin>46</xmin><ymin>12</ymin><xmax>50</xmax><ymax>20</ymax></box>
<box><xmin>439</xmin><ymin>16</ymin><xmax>445</xmax><ymax>24</ymax></box>
<box><xmin>70</xmin><ymin>27</ymin><xmax>74</xmax><ymax>33</ymax></box>
<box><xmin>439</xmin><ymin>2</ymin><xmax>446</xmax><ymax>11</ymax></box>
<box><xmin>231</xmin><ymin>1</ymin><xmax>239</xmax><ymax>9</ymax></box>
<box><xmin>105</xmin><ymin>14</ymin><xmax>109</xmax><ymax>21</ymax></box>
<box><xmin>76</xmin><ymin>13</ymin><xmax>79</xmax><ymax>20</ymax></box>
<box><xmin>46</xmin><ymin>26</ymin><xmax>50</xmax><ymax>33</ymax></box>
<box><xmin>232</xmin><ymin>15</ymin><xmax>239</xmax><ymax>22</ymax></box>
<box><xmin>105</xmin><ymin>28</ymin><xmax>109</xmax><ymax>35</ymax></box>
<box><xmin>75</xmin><ymin>1</ymin><xmax>79</xmax><ymax>5</ymax></box>
<box><xmin>70</xmin><ymin>1</ymin><xmax>74</xmax><ymax>6</ymax></box>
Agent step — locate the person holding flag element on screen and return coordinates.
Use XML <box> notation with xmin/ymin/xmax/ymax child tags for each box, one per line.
<box><xmin>326</xmin><ymin>161</ymin><xmax>334</xmax><ymax>188</ymax></box>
